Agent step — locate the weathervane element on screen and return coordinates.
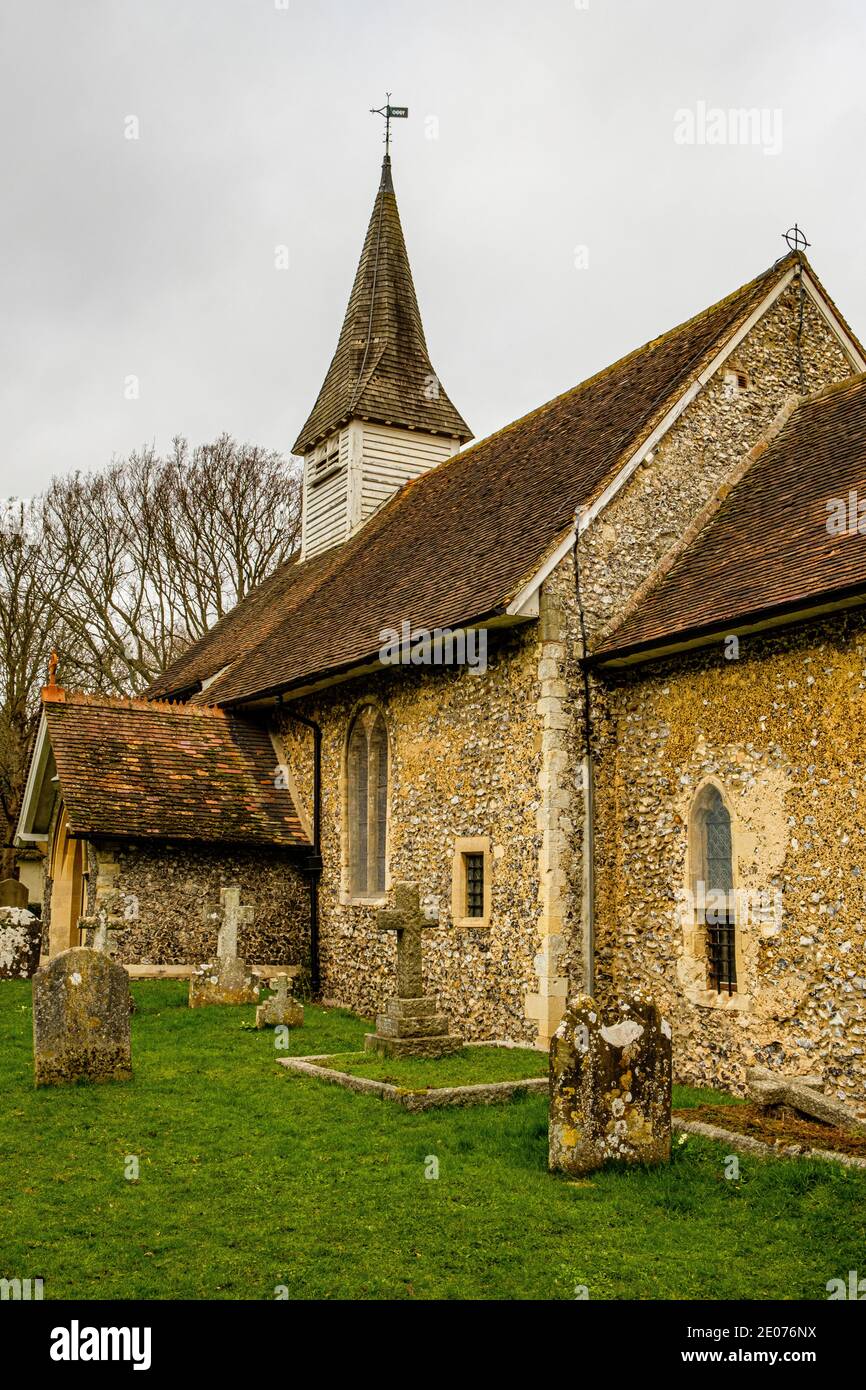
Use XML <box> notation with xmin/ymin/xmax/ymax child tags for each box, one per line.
<box><xmin>783</xmin><ymin>223</ymin><xmax>811</xmax><ymax>253</ymax></box>
<box><xmin>370</xmin><ymin>93</ymin><xmax>408</xmax><ymax>156</ymax></box>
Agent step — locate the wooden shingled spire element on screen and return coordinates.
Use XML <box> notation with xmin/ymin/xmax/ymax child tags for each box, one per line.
<box><xmin>292</xmin><ymin>155</ymin><xmax>471</xmax><ymax>456</ymax></box>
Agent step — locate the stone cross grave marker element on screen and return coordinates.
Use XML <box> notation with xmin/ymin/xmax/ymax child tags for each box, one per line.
<box><xmin>375</xmin><ymin>881</ymin><xmax>433</xmax><ymax>998</ymax></box>
<box><xmin>0</xmin><ymin>878</ymin><xmax>28</xmax><ymax>910</ymax></box>
<box><xmin>256</xmin><ymin>972</ymin><xmax>304</xmax><ymax>1030</ymax></box>
<box><xmin>746</xmin><ymin>1065</ymin><xmax>863</xmax><ymax>1133</ymax></box>
<box><xmin>189</xmin><ymin>885</ymin><xmax>260</xmax><ymax>1008</ymax></box>
<box><xmin>216</xmin><ymin>885</ymin><xmax>254</xmax><ymax>960</ymax></box>
<box><xmin>364</xmin><ymin>882</ymin><xmax>462</xmax><ymax>1058</ymax></box>
<box><xmin>91</xmin><ymin>909</ymin><xmax>108</xmax><ymax>954</ymax></box>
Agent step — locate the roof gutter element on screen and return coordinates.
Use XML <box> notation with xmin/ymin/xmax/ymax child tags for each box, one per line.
<box><xmin>591</xmin><ymin>585</ymin><xmax>866</xmax><ymax>670</ymax></box>
<box><xmin>218</xmin><ymin>609</ymin><xmax>530</xmax><ymax>711</ymax></box>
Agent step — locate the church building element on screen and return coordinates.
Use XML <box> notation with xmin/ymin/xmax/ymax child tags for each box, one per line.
<box><xmin>16</xmin><ymin>150</ymin><xmax>866</xmax><ymax>1110</ymax></box>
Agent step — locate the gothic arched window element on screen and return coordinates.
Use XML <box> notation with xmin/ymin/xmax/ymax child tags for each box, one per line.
<box><xmin>691</xmin><ymin>783</ymin><xmax>737</xmax><ymax>995</ymax></box>
<box><xmin>347</xmin><ymin>707</ymin><xmax>389</xmax><ymax>896</ymax></box>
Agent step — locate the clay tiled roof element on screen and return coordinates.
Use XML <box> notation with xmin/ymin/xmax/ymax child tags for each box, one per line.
<box><xmin>292</xmin><ymin>156</ymin><xmax>472</xmax><ymax>454</ymax></box>
<box><xmin>157</xmin><ymin>252</ymin><xmax>808</xmax><ymax>706</ymax></box>
<box><xmin>595</xmin><ymin>374</ymin><xmax>866</xmax><ymax>661</ymax></box>
<box><xmin>146</xmin><ymin>546</ymin><xmax>336</xmax><ymax>702</ymax></box>
<box><xmin>153</xmin><ymin>252</ymin><xmax>855</xmax><ymax>708</ymax></box>
<box><xmin>42</xmin><ymin>690</ymin><xmax>310</xmax><ymax>848</ymax></box>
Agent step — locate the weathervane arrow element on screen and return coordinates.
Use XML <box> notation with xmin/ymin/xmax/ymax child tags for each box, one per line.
<box><xmin>370</xmin><ymin>93</ymin><xmax>409</xmax><ymax>156</ymax></box>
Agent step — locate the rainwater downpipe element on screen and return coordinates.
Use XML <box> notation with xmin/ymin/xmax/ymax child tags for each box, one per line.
<box><xmin>573</xmin><ymin>506</ymin><xmax>595</xmax><ymax>997</ymax></box>
<box><xmin>278</xmin><ymin>700</ymin><xmax>322</xmax><ymax>997</ymax></box>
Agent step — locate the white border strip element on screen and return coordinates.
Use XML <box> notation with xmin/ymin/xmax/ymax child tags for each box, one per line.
<box><xmin>801</xmin><ymin>271</ymin><xmax>866</xmax><ymax>371</ymax></box>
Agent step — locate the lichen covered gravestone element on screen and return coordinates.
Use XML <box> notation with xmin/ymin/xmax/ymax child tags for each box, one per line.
<box><xmin>364</xmin><ymin>883</ymin><xmax>462</xmax><ymax>1058</ymax></box>
<box><xmin>188</xmin><ymin>885</ymin><xmax>261</xmax><ymax>1008</ymax></box>
<box><xmin>0</xmin><ymin>906</ymin><xmax>42</xmax><ymax>980</ymax></box>
<box><xmin>32</xmin><ymin>947</ymin><xmax>132</xmax><ymax>1086</ymax></box>
<box><xmin>549</xmin><ymin>992</ymin><xmax>672</xmax><ymax>1174</ymax></box>
<box><xmin>256</xmin><ymin>973</ymin><xmax>304</xmax><ymax>1029</ymax></box>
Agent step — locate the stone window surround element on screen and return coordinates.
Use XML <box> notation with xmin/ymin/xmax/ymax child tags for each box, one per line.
<box><xmin>451</xmin><ymin>836</ymin><xmax>492</xmax><ymax>930</ymax></box>
<box><xmin>683</xmin><ymin>777</ymin><xmax>751</xmax><ymax>1013</ymax></box>
<box><xmin>340</xmin><ymin>700</ymin><xmax>391</xmax><ymax>908</ymax></box>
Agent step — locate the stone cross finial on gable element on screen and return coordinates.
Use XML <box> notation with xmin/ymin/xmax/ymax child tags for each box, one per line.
<box><xmin>216</xmin><ymin>886</ymin><xmax>254</xmax><ymax>960</ymax></box>
<box><xmin>376</xmin><ymin>882</ymin><xmax>435</xmax><ymax>999</ymax></box>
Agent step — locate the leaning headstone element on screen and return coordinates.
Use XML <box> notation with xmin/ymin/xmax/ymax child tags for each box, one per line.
<box><xmin>364</xmin><ymin>883</ymin><xmax>462</xmax><ymax>1058</ymax></box>
<box><xmin>32</xmin><ymin>947</ymin><xmax>132</xmax><ymax>1086</ymax></box>
<box><xmin>746</xmin><ymin>1065</ymin><xmax>863</xmax><ymax>1133</ymax></box>
<box><xmin>549</xmin><ymin>992</ymin><xmax>672</xmax><ymax>1175</ymax></box>
<box><xmin>188</xmin><ymin>886</ymin><xmax>260</xmax><ymax>1008</ymax></box>
<box><xmin>0</xmin><ymin>878</ymin><xmax>29</xmax><ymax>909</ymax></box>
<box><xmin>256</xmin><ymin>974</ymin><xmax>304</xmax><ymax>1030</ymax></box>
<box><xmin>0</xmin><ymin>906</ymin><xmax>42</xmax><ymax>980</ymax></box>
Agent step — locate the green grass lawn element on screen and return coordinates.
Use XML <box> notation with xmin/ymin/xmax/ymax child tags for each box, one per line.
<box><xmin>316</xmin><ymin>1045</ymin><xmax>547</xmax><ymax>1088</ymax></box>
<box><xmin>1</xmin><ymin>979</ymin><xmax>863</xmax><ymax>1301</ymax></box>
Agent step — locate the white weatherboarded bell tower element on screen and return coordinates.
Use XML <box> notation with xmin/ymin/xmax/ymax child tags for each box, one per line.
<box><xmin>294</xmin><ymin>136</ymin><xmax>471</xmax><ymax>561</ymax></box>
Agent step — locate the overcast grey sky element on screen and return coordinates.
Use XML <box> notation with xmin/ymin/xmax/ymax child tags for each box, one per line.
<box><xmin>2</xmin><ymin>0</ymin><xmax>865</xmax><ymax>497</ymax></box>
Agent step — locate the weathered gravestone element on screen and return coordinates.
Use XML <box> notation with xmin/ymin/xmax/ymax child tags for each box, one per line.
<box><xmin>188</xmin><ymin>886</ymin><xmax>261</xmax><ymax>1008</ymax></box>
<box><xmin>32</xmin><ymin>947</ymin><xmax>132</xmax><ymax>1086</ymax></box>
<box><xmin>746</xmin><ymin>1065</ymin><xmax>864</xmax><ymax>1133</ymax></box>
<box><xmin>0</xmin><ymin>877</ymin><xmax>29</xmax><ymax>909</ymax></box>
<box><xmin>256</xmin><ymin>973</ymin><xmax>304</xmax><ymax>1029</ymax></box>
<box><xmin>364</xmin><ymin>883</ymin><xmax>462</xmax><ymax>1058</ymax></box>
<box><xmin>0</xmin><ymin>906</ymin><xmax>42</xmax><ymax>980</ymax></box>
<box><xmin>549</xmin><ymin>992</ymin><xmax>672</xmax><ymax>1174</ymax></box>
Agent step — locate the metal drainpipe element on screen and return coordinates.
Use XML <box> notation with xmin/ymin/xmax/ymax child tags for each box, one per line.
<box><xmin>278</xmin><ymin>700</ymin><xmax>322</xmax><ymax>997</ymax></box>
<box><xmin>573</xmin><ymin>507</ymin><xmax>595</xmax><ymax>997</ymax></box>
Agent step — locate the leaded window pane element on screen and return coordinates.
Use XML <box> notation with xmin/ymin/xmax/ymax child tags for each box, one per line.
<box><xmin>465</xmin><ymin>853</ymin><xmax>484</xmax><ymax>917</ymax></box>
<box><xmin>348</xmin><ymin>709</ymin><xmax>388</xmax><ymax>895</ymax></box>
<box><xmin>702</xmin><ymin>788</ymin><xmax>736</xmax><ymax>994</ymax></box>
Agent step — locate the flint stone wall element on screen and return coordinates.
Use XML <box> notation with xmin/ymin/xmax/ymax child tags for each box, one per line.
<box><xmin>279</xmin><ymin>626</ymin><xmax>545</xmax><ymax>1043</ymax></box>
<box><xmin>277</xmin><ymin>279</ymin><xmax>853</xmax><ymax>1049</ymax></box>
<box><xmin>83</xmin><ymin>839</ymin><xmax>310</xmax><ymax>968</ymax></box>
<box><xmin>594</xmin><ymin>609</ymin><xmax>866</xmax><ymax>1117</ymax></box>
